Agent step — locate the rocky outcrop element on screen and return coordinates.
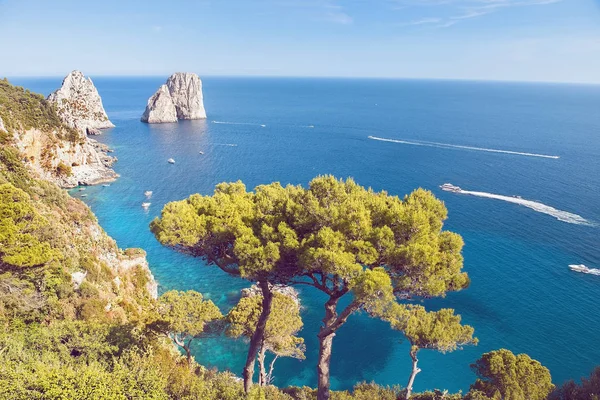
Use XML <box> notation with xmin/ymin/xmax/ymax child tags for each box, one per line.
<box><xmin>141</xmin><ymin>72</ymin><xmax>206</xmax><ymax>123</ymax></box>
<box><xmin>0</xmin><ymin>116</ymin><xmax>5</xmax><ymax>133</ymax></box>
<box><xmin>141</xmin><ymin>85</ymin><xmax>177</xmax><ymax>123</ymax></box>
<box><xmin>48</xmin><ymin>71</ymin><xmax>114</xmax><ymax>135</ymax></box>
<box><xmin>14</xmin><ymin>127</ymin><xmax>118</xmax><ymax>188</ymax></box>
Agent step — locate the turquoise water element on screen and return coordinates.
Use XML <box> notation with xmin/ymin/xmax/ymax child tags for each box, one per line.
<box><xmin>12</xmin><ymin>77</ymin><xmax>600</xmax><ymax>393</ymax></box>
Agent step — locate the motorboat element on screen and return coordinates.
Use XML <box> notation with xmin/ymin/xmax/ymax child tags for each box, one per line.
<box><xmin>569</xmin><ymin>264</ymin><xmax>600</xmax><ymax>276</ymax></box>
<box><xmin>142</xmin><ymin>202</ymin><xmax>151</xmax><ymax>209</ymax></box>
<box><xmin>168</xmin><ymin>158</ymin><xmax>175</xmax><ymax>164</ymax></box>
<box><xmin>144</xmin><ymin>191</ymin><xmax>153</xmax><ymax>198</ymax></box>
<box><xmin>199</xmin><ymin>151</ymin><xmax>204</xmax><ymax>155</ymax></box>
<box><xmin>440</xmin><ymin>183</ymin><xmax>462</xmax><ymax>193</ymax></box>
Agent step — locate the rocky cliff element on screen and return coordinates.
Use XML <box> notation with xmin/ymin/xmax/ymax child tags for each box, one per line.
<box><xmin>0</xmin><ymin>78</ymin><xmax>118</xmax><ymax>188</ymax></box>
<box><xmin>48</xmin><ymin>70</ymin><xmax>114</xmax><ymax>135</ymax></box>
<box><xmin>141</xmin><ymin>72</ymin><xmax>206</xmax><ymax>123</ymax></box>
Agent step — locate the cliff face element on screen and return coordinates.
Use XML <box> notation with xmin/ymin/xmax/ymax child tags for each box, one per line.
<box><xmin>0</xmin><ymin>78</ymin><xmax>118</xmax><ymax>188</ymax></box>
<box><xmin>47</xmin><ymin>71</ymin><xmax>114</xmax><ymax>135</ymax></box>
<box><xmin>141</xmin><ymin>72</ymin><xmax>206</xmax><ymax>123</ymax></box>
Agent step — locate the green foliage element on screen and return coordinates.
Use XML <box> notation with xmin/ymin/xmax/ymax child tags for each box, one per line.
<box><xmin>0</xmin><ymin>78</ymin><xmax>77</xmax><ymax>140</ymax></box>
<box><xmin>150</xmin><ymin>290</ymin><xmax>223</xmax><ymax>364</ymax></box>
<box><xmin>393</xmin><ymin>305</ymin><xmax>478</xmax><ymax>353</ymax></box>
<box><xmin>155</xmin><ymin>290</ymin><xmax>222</xmax><ymax>338</ymax></box>
<box><xmin>56</xmin><ymin>161</ymin><xmax>73</xmax><ymax>177</ymax></box>
<box><xmin>469</xmin><ymin>349</ymin><xmax>554</xmax><ymax>400</ymax></box>
<box><xmin>0</xmin><ymin>183</ymin><xmax>59</xmax><ymax>267</ymax></box>
<box><xmin>549</xmin><ymin>367</ymin><xmax>600</xmax><ymax>400</ymax></box>
<box><xmin>227</xmin><ymin>291</ymin><xmax>305</xmax><ymax>359</ymax></box>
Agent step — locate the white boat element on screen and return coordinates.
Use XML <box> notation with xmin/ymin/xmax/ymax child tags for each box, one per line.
<box><xmin>440</xmin><ymin>183</ymin><xmax>462</xmax><ymax>193</ymax></box>
<box><xmin>78</xmin><ymin>187</ymin><xmax>86</xmax><ymax>191</ymax></box>
<box><xmin>569</xmin><ymin>264</ymin><xmax>600</xmax><ymax>276</ymax></box>
<box><xmin>199</xmin><ymin>151</ymin><xmax>204</xmax><ymax>155</ymax></box>
<box><xmin>168</xmin><ymin>158</ymin><xmax>175</xmax><ymax>164</ymax></box>
<box><xmin>144</xmin><ymin>191</ymin><xmax>153</xmax><ymax>198</ymax></box>
<box><xmin>142</xmin><ymin>202</ymin><xmax>151</xmax><ymax>208</ymax></box>
<box><xmin>102</xmin><ymin>184</ymin><xmax>110</xmax><ymax>187</ymax></box>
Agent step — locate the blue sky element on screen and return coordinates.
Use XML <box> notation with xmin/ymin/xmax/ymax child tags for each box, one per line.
<box><xmin>1</xmin><ymin>0</ymin><xmax>600</xmax><ymax>82</ymax></box>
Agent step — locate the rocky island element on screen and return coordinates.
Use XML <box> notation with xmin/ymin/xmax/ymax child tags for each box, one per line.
<box><xmin>141</xmin><ymin>72</ymin><xmax>206</xmax><ymax>123</ymax></box>
<box><xmin>48</xmin><ymin>70</ymin><xmax>114</xmax><ymax>136</ymax></box>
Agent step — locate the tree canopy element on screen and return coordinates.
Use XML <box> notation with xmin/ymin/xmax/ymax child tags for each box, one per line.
<box><xmin>152</xmin><ymin>290</ymin><xmax>223</xmax><ymax>365</ymax></box>
<box><xmin>151</xmin><ymin>176</ymin><xmax>470</xmax><ymax>399</ymax></box>
<box><xmin>469</xmin><ymin>349</ymin><xmax>554</xmax><ymax>400</ymax></box>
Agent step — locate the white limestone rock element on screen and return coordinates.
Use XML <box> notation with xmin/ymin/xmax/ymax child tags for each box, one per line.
<box><xmin>47</xmin><ymin>70</ymin><xmax>114</xmax><ymax>135</ymax></box>
<box><xmin>141</xmin><ymin>72</ymin><xmax>206</xmax><ymax>123</ymax></box>
<box><xmin>140</xmin><ymin>84</ymin><xmax>177</xmax><ymax>123</ymax></box>
<box><xmin>0</xmin><ymin>116</ymin><xmax>6</xmax><ymax>133</ymax></box>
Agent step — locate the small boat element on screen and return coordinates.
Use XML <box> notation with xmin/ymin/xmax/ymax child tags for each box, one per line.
<box><xmin>440</xmin><ymin>183</ymin><xmax>462</xmax><ymax>193</ymax></box>
<box><xmin>102</xmin><ymin>184</ymin><xmax>110</xmax><ymax>187</ymax></box>
<box><xmin>78</xmin><ymin>187</ymin><xmax>86</xmax><ymax>191</ymax></box>
<box><xmin>199</xmin><ymin>151</ymin><xmax>204</xmax><ymax>155</ymax></box>
<box><xmin>142</xmin><ymin>202</ymin><xmax>151</xmax><ymax>209</ymax></box>
<box><xmin>168</xmin><ymin>158</ymin><xmax>175</xmax><ymax>164</ymax></box>
<box><xmin>144</xmin><ymin>191</ymin><xmax>153</xmax><ymax>198</ymax></box>
<box><xmin>80</xmin><ymin>194</ymin><xmax>88</xmax><ymax>198</ymax></box>
<box><xmin>569</xmin><ymin>264</ymin><xmax>600</xmax><ymax>276</ymax></box>
<box><xmin>260</xmin><ymin>124</ymin><xmax>266</xmax><ymax>128</ymax></box>
<box><xmin>512</xmin><ymin>195</ymin><xmax>523</xmax><ymax>199</ymax></box>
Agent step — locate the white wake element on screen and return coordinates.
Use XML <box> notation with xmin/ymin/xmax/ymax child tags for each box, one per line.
<box><xmin>455</xmin><ymin>189</ymin><xmax>594</xmax><ymax>226</ymax></box>
<box><xmin>212</xmin><ymin>121</ymin><xmax>266</xmax><ymax>127</ymax></box>
<box><xmin>368</xmin><ymin>136</ymin><xmax>560</xmax><ymax>159</ymax></box>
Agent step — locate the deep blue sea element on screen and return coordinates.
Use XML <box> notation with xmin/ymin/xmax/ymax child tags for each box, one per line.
<box><xmin>11</xmin><ymin>76</ymin><xmax>600</xmax><ymax>393</ymax></box>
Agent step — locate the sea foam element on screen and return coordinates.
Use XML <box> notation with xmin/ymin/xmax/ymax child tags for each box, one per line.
<box><xmin>368</xmin><ymin>136</ymin><xmax>560</xmax><ymax>159</ymax></box>
<box><xmin>212</xmin><ymin>121</ymin><xmax>265</xmax><ymax>127</ymax></box>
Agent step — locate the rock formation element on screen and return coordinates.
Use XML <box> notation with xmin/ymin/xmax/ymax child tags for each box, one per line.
<box><xmin>15</xmin><ymin>126</ymin><xmax>119</xmax><ymax>188</ymax></box>
<box><xmin>48</xmin><ymin>70</ymin><xmax>114</xmax><ymax>135</ymax></box>
<box><xmin>141</xmin><ymin>85</ymin><xmax>177</xmax><ymax>123</ymax></box>
<box><xmin>0</xmin><ymin>116</ymin><xmax>5</xmax><ymax>133</ymax></box>
<box><xmin>141</xmin><ymin>72</ymin><xmax>206</xmax><ymax>123</ymax></box>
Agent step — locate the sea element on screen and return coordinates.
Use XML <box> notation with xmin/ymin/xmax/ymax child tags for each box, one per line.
<box><xmin>11</xmin><ymin>76</ymin><xmax>600</xmax><ymax>393</ymax></box>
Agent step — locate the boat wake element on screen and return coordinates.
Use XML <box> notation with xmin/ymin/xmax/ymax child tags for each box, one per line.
<box><xmin>213</xmin><ymin>143</ymin><xmax>238</xmax><ymax>147</ymax></box>
<box><xmin>368</xmin><ymin>136</ymin><xmax>560</xmax><ymax>159</ymax></box>
<box><xmin>440</xmin><ymin>184</ymin><xmax>594</xmax><ymax>226</ymax></box>
<box><xmin>212</xmin><ymin>121</ymin><xmax>266</xmax><ymax>127</ymax></box>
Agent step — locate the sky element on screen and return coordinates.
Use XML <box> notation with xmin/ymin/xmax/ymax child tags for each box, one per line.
<box><xmin>1</xmin><ymin>0</ymin><xmax>600</xmax><ymax>82</ymax></box>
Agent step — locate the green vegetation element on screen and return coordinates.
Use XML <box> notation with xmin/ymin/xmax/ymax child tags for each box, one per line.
<box><xmin>467</xmin><ymin>349</ymin><xmax>554</xmax><ymax>400</ymax></box>
<box><xmin>151</xmin><ymin>176</ymin><xmax>469</xmax><ymax>399</ymax></box>
<box><xmin>0</xmin><ymin>78</ymin><xmax>78</xmax><ymax>142</ymax></box>
<box><xmin>385</xmin><ymin>304</ymin><xmax>477</xmax><ymax>398</ymax></box>
<box><xmin>550</xmin><ymin>367</ymin><xmax>600</xmax><ymax>400</ymax></box>
<box><xmin>227</xmin><ymin>289</ymin><xmax>305</xmax><ymax>386</ymax></box>
<box><xmin>150</xmin><ymin>290</ymin><xmax>223</xmax><ymax>366</ymax></box>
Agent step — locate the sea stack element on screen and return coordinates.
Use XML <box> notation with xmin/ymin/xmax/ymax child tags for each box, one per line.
<box><xmin>141</xmin><ymin>72</ymin><xmax>206</xmax><ymax>123</ymax></box>
<box><xmin>47</xmin><ymin>70</ymin><xmax>114</xmax><ymax>135</ymax></box>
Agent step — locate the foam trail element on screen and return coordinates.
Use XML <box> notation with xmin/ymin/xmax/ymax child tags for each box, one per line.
<box><xmin>455</xmin><ymin>189</ymin><xmax>594</xmax><ymax>226</ymax></box>
<box><xmin>213</xmin><ymin>143</ymin><xmax>238</xmax><ymax>147</ymax></box>
<box><xmin>212</xmin><ymin>121</ymin><xmax>265</xmax><ymax>127</ymax></box>
<box><xmin>368</xmin><ymin>136</ymin><xmax>559</xmax><ymax>159</ymax></box>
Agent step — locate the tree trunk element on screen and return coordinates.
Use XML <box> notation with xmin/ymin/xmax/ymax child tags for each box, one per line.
<box><xmin>184</xmin><ymin>344</ymin><xmax>192</xmax><ymax>367</ymax></box>
<box><xmin>267</xmin><ymin>355</ymin><xmax>278</xmax><ymax>385</ymax></box>
<box><xmin>405</xmin><ymin>348</ymin><xmax>421</xmax><ymax>400</ymax></box>
<box><xmin>258</xmin><ymin>345</ymin><xmax>267</xmax><ymax>386</ymax></box>
<box><xmin>242</xmin><ymin>280</ymin><xmax>274</xmax><ymax>393</ymax></box>
<box><xmin>317</xmin><ymin>296</ymin><xmax>339</xmax><ymax>400</ymax></box>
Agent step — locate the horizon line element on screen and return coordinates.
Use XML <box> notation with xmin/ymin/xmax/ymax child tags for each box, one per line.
<box><xmin>3</xmin><ymin>73</ymin><xmax>600</xmax><ymax>87</ymax></box>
